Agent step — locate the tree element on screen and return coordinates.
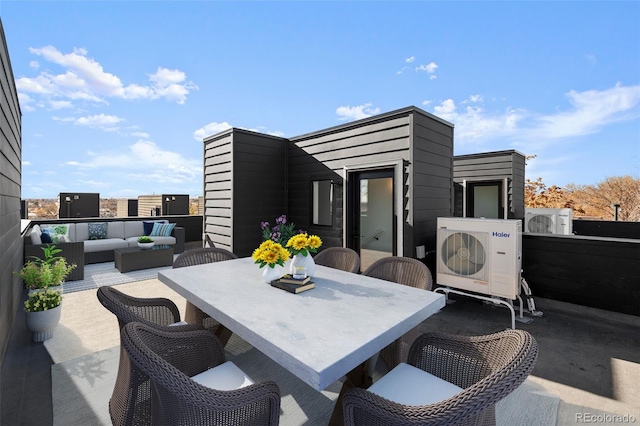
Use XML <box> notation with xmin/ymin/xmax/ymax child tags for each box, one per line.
<box><xmin>566</xmin><ymin>176</ymin><xmax>640</xmax><ymax>221</ymax></box>
<box><xmin>524</xmin><ymin>178</ymin><xmax>583</xmax><ymax>212</ymax></box>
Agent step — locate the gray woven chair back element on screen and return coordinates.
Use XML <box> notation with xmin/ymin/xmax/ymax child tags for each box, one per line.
<box><xmin>362</xmin><ymin>256</ymin><xmax>433</xmax><ymax>290</ymax></box>
<box><xmin>96</xmin><ymin>287</ymin><xmax>203</xmax><ymax>426</ymax></box>
<box><xmin>97</xmin><ymin>286</ymin><xmax>182</xmax><ymax>330</ymax></box>
<box><xmin>313</xmin><ymin>247</ymin><xmax>361</xmax><ymax>273</ymax></box>
<box><xmin>204</xmin><ymin>234</ymin><xmax>215</xmax><ymax>248</ymax></box>
<box><xmin>343</xmin><ymin>329</ymin><xmax>538</xmax><ymax>425</ymax></box>
<box><xmin>173</xmin><ymin>247</ymin><xmax>237</xmax><ymax>268</ymax></box>
<box><xmin>121</xmin><ymin>322</ymin><xmax>281</xmax><ymax>425</ymax></box>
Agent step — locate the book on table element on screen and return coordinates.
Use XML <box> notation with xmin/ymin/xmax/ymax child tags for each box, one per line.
<box><xmin>278</xmin><ymin>274</ymin><xmax>311</xmax><ymax>285</ymax></box>
<box><xmin>270</xmin><ymin>280</ymin><xmax>315</xmax><ymax>294</ymax></box>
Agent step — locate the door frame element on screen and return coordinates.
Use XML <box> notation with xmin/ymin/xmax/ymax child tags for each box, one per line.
<box><xmin>343</xmin><ymin>159</ymin><xmax>404</xmax><ymax>257</ymax></box>
<box><xmin>462</xmin><ymin>178</ymin><xmax>509</xmax><ymax>219</ymax></box>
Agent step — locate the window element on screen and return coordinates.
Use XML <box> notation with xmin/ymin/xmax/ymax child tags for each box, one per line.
<box><xmin>312</xmin><ymin>180</ymin><xmax>333</xmax><ymax>226</ymax></box>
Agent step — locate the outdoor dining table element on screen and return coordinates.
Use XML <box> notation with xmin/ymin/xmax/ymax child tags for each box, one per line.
<box><xmin>158</xmin><ymin>256</ymin><xmax>445</xmax><ymax>420</ymax></box>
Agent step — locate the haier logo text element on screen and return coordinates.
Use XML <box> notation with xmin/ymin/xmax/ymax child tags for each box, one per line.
<box><xmin>492</xmin><ymin>232</ymin><xmax>510</xmax><ymax>238</ymax></box>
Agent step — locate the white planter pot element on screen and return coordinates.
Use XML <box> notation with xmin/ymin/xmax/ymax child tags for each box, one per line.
<box><xmin>138</xmin><ymin>242</ymin><xmax>155</xmax><ymax>249</ymax></box>
<box><xmin>25</xmin><ymin>304</ymin><xmax>62</xmax><ymax>342</ymax></box>
<box><xmin>262</xmin><ymin>264</ymin><xmax>285</xmax><ymax>284</ymax></box>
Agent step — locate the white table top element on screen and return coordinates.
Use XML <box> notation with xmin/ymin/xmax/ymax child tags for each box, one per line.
<box><xmin>158</xmin><ymin>257</ymin><xmax>445</xmax><ymax>390</ymax></box>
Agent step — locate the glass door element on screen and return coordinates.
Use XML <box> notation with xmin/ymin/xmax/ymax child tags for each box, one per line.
<box><xmin>348</xmin><ymin>169</ymin><xmax>395</xmax><ymax>271</ymax></box>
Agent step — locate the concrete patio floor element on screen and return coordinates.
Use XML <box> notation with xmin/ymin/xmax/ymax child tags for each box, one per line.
<box><xmin>1</xmin><ymin>268</ymin><xmax>638</xmax><ymax>425</ymax></box>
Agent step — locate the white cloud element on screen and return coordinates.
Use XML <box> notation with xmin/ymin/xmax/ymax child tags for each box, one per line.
<box><xmin>529</xmin><ymin>83</ymin><xmax>640</xmax><ymax>141</ymax></box>
<box><xmin>54</xmin><ymin>113</ymin><xmax>125</xmax><ymax>132</ymax></box>
<box><xmin>17</xmin><ymin>92</ymin><xmax>36</xmax><ymax>112</ymax></box>
<box><xmin>416</xmin><ymin>62</ymin><xmax>438</xmax><ymax>79</ymax></box>
<box><xmin>65</xmin><ymin>140</ymin><xmax>202</xmax><ymax>184</ymax></box>
<box><xmin>336</xmin><ymin>103</ymin><xmax>381</xmax><ymax>121</ymax></box>
<box><xmin>428</xmin><ymin>83</ymin><xmax>640</xmax><ymax>150</ymax></box>
<box><xmin>405</xmin><ymin>56</ymin><xmax>415</xmax><ymax>63</ymax></box>
<box><xmin>130</xmin><ymin>131</ymin><xmax>151</xmax><ymax>139</ymax></box>
<box><xmin>23</xmin><ymin>161</ymin><xmax>32</xmax><ymax>166</ymax></box>
<box><xmin>422</xmin><ymin>100</ymin><xmax>432</xmax><ymax>106</ymax></box>
<box><xmin>193</xmin><ymin>121</ymin><xmax>232</xmax><ymax>141</ymax></box>
<box><xmin>29</xmin><ymin>61</ymin><xmax>39</xmax><ymax>69</ymax></box>
<box><xmin>49</xmin><ymin>100</ymin><xmax>73</xmax><ymax>110</ymax></box>
<box><xmin>17</xmin><ymin>46</ymin><xmax>198</xmax><ymax>109</ymax></box>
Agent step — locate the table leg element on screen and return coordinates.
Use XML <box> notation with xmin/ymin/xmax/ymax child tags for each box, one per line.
<box><xmin>215</xmin><ymin>325</ymin><xmax>233</xmax><ymax>347</ymax></box>
<box><xmin>328</xmin><ymin>361</ymin><xmax>373</xmax><ymax>425</ymax></box>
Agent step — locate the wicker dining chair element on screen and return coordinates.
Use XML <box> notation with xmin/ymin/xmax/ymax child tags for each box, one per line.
<box><xmin>172</xmin><ymin>247</ymin><xmax>238</xmax><ymax>332</ymax></box>
<box><xmin>121</xmin><ymin>321</ymin><xmax>281</xmax><ymax>426</ymax></box>
<box><xmin>343</xmin><ymin>330</ymin><xmax>538</xmax><ymax>425</ymax></box>
<box><xmin>313</xmin><ymin>247</ymin><xmax>361</xmax><ymax>273</ymax></box>
<box><xmin>97</xmin><ymin>286</ymin><xmax>203</xmax><ymax>426</ymax></box>
<box><xmin>362</xmin><ymin>256</ymin><xmax>433</xmax><ymax>371</ymax></box>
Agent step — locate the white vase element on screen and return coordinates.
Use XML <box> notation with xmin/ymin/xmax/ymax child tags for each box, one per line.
<box><xmin>290</xmin><ymin>253</ymin><xmax>315</xmax><ymax>278</ymax></box>
<box><xmin>25</xmin><ymin>304</ymin><xmax>62</xmax><ymax>342</ymax></box>
<box><xmin>262</xmin><ymin>264</ymin><xmax>285</xmax><ymax>284</ymax></box>
<box><xmin>138</xmin><ymin>242</ymin><xmax>155</xmax><ymax>249</ymax></box>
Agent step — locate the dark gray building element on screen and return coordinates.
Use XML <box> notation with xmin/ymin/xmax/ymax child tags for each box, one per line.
<box><xmin>0</xmin><ymin>18</ymin><xmax>23</xmax><ymax>388</ymax></box>
<box><xmin>203</xmin><ymin>106</ymin><xmax>455</xmax><ymax>270</ymax></box>
<box><xmin>453</xmin><ymin>150</ymin><xmax>526</xmax><ymax>219</ymax></box>
<box><xmin>58</xmin><ymin>192</ymin><xmax>100</xmax><ymax>218</ymax></box>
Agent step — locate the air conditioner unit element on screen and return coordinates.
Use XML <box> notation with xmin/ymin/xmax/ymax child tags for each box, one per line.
<box><xmin>525</xmin><ymin>208</ymin><xmax>573</xmax><ymax>235</ymax></box>
<box><xmin>436</xmin><ymin>217</ymin><xmax>522</xmax><ymax>300</ymax></box>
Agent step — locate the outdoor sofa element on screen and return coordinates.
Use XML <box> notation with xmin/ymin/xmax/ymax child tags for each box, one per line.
<box><xmin>24</xmin><ymin>220</ymin><xmax>185</xmax><ymax>281</ymax></box>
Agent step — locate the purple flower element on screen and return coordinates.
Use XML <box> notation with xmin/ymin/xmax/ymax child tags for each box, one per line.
<box><xmin>276</xmin><ymin>215</ymin><xmax>287</xmax><ymax>225</ymax></box>
<box><xmin>260</xmin><ymin>221</ymin><xmax>269</xmax><ymax>230</ymax></box>
<box><xmin>271</xmin><ymin>232</ymin><xmax>281</xmax><ymax>241</ymax></box>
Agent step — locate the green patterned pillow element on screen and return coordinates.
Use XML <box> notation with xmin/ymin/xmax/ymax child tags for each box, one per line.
<box><xmin>88</xmin><ymin>222</ymin><xmax>108</xmax><ymax>240</ymax></box>
<box><xmin>41</xmin><ymin>224</ymin><xmax>72</xmax><ymax>243</ymax></box>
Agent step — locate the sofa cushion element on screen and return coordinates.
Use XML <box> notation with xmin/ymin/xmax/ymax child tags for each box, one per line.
<box><xmin>30</xmin><ymin>225</ymin><xmax>43</xmax><ymax>245</ymax></box>
<box><xmin>150</xmin><ymin>222</ymin><xmax>176</xmax><ymax>237</ymax></box>
<box><xmin>124</xmin><ymin>221</ymin><xmax>145</xmax><ymax>239</ymax></box>
<box><xmin>125</xmin><ymin>236</ymin><xmax>176</xmax><ymax>248</ymax></box>
<box><xmin>106</xmin><ymin>221</ymin><xmax>125</xmax><ymax>239</ymax></box>
<box><xmin>83</xmin><ymin>238</ymin><xmax>129</xmax><ymax>253</ymax></box>
<box><xmin>88</xmin><ymin>222</ymin><xmax>108</xmax><ymax>240</ymax></box>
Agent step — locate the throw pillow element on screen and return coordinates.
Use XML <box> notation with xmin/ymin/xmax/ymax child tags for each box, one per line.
<box><xmin>88</xmin><ymin>222</ymin><xmax>108</xmax><ymax>240</ymax></box>
<box><xmin>40</xmin><ymin>228</ymin><xmax>53</xmax><ymax>244</ymax></box>
<box><xmin>143</xmin><ymin>221</ymin><xmax>156</xmax><ymax>236</ymax></box>
<box><xmin>150</xmin><ymin>222</ymin><xmax>176</xmax><ymax>237</ymax></box>
<box><xmin>42</xmin><ymin>225</ymin><xmax>72</xmax><ymax>243</ymax></box>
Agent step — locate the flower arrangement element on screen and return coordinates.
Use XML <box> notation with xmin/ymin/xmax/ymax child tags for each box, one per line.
<box><xmin>16</xmin><ymin>245</ymin><xmax>76</xmax><ymax>290</ymax></box>
<box><xmin>252</xmin><ymin>240</ymin><xmax>291</xmax><ymax>268</ymax></box>
<box><xmin>24</xmin><ymin>288</ymin><xmax>63</xmax><ymax>312</ymax></box>
<box><xmin>261</xmin><ymin>215</ymin><xmax>301</xmax><ymax>247</ymax></box>
<box><xmin>137</xmin><ymin>236</ymin><xmax>154</xmax><ymax>243</ymax></box>
<box><xmin>286</xmin><ymin>234</ymin><xmax>322</xmax><ymax>256</ymax></box>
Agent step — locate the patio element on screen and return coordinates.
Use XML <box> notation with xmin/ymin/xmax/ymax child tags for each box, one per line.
<box><xmin>1</xmin><ymin>250</ymin><xmax>639</xmax><ymax>425</ymax></box>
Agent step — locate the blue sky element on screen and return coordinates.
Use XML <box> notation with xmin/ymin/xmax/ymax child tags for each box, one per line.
<box><xmin>3</xmin><ymin>1</ymin><xmax>639</xmax><ymax>199</ymax></box>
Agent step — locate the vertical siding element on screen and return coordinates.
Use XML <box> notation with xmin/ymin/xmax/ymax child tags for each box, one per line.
<box><xmin>411</xmin><ymin>110</ymin><xmax>454</xmax><ymax>260</ymax></box>
<box><xmin>453</xmin><ymin>150</ymin><xmax>525</xmax><ymax>219</ymax></box>
<box><xmin>289</xmin><ymin>111</ymin><xmax>414</xmax><ymax>250</ymax></box>
<box><xmin>0</xmin><ymin>19</ymin><xmax>23</xmax><ymax>372</ymax></box>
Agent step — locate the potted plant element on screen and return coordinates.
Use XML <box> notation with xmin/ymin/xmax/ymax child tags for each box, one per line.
<box><xmin>24</xmin><ymin>288</ymin><xmax>63</xmax><ymax>342</ymax></box>
<box><xmin>137</xmin><ymin>236</ymin><xmax>155</xmax><ymax>249</ymax></box>
<box><xmin>16</xmin><ymin>244</ymin><xmax>76</xmax><ymax>293</ymax></box>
